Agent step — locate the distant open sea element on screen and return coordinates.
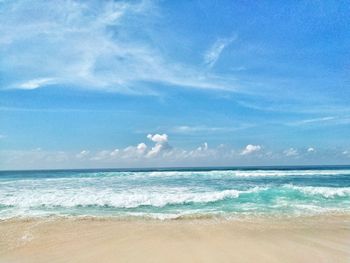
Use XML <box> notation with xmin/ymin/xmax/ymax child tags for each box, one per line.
<box><xmin>1</xmin><ymin>166</ymin><xmax>349</xmax><ymax>220</ymax></box>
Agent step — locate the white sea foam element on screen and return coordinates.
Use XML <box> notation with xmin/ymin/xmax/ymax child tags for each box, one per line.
<box><xmin>6</xmin><ymin>169</ymin><xmax>347</xmax><ymax>183</ymax></box>
<box><xmin>146</xmin><ymin>169</ymin><xmax>350</xmax><ymax>178</ymax></box>
<box><xmin>1</xmin><ymin>169</ymin><xmax>349</xmax><ymax>219</ymax></box>
<box><xmin>284</xmin><ymin>185</ymin><xmax>350</xmax><ymax>198</ymax></box>
<box><xmin>0</xmin><ymin>187</ymin><xmax>266</xmax><ymax>209</ymax></box>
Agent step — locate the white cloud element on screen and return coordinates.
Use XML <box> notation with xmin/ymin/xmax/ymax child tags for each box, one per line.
<box><xmin>0</xmin><ymin>1</ymin><xmax>239</xmax><ymax>93</ymax></box>
<box><xmin>182</xmin><ymin>142</ymin><xmax>212</xmax><ymax>159</ymax></box>
<box><xmin>136</xmin><ymin>143</ymin><xmax>147</xmax><ymax>154</ymax></box>
<box><xmin>123</xmin><ymin>145</ymin><xmax>143</xmax><ymax>158</ymax></box>
<box><xmin>307</xmin><ymin>147</ymin><xmax>315</xmax><ymax>152</ymax></box>
<box><xmin>147</xmin><ymin>143</ymin><xmax>164</xmax><ymax>158</ymax></box>
<box><xmin>204</xmin><ymin>36</ymin><xmax>236</xmax><ymax>68</ymax></box>
<box><xmin>17</xmin><ymin>78</ymin><xmax>56</xmax><ymax>90</ymax></box>
<box><xmin>146</xmin><ymin>133</ymin><xmax>170</xmax><ymax>157</ymax></box>
<box><xmin>147</xmin><ymin>134</ymin><xmax>168</xmax><ymax>143</ymax></box>
<box><xmin>284</xmin><ymin>148</ymin><xmax>298</xmax><ymax>157</ymax></box>
<box><xmin>173</xmin><ymin>126</ymin><xmax>204</xmax><ymax>133</ymax></box>
<box><xmin>287</xmin><ymin>116</ymin><xmax>350</xmax><ymax>127</ymax></box>
<box><xmin>90</xmin><ymin>150</ymin><xmax>110</xmax><ymax>161</ymax></box>
<box><xmin>110</xmin><ymin>149</ymin><xmax>119</xmax><ymax>157</ymax></box>
<box><xmin>98</xmin><ymin>134</ymin><xmax>170</xmax><ymax>160</ymax></box>
<box><xmin>241</xmin><ymin>144</ymin><xmax>261</xmax><ymax>155</ymax></box>
<box><xmin>2</xmin><ymin>141</ymin><xmax>350</xmax><ymax>170</ymax></box>
<box><xmin>76</xmin><ymin>150</ymin><xmax>90</xmax><ymax>159</ymax></box>
<box><xmin>198</xmin><ymin>142</ymin><xmax>208</xmax><ymax>151</ymax></box>
<box><xmin>172</xmin><ymin>125</ymin><xmax>251</xmax><ymax>134</ymax></box>
<box><xmin>298</xmin><ymin>117</ymin><xmax>335</xmax><ymax>124</ymax></box>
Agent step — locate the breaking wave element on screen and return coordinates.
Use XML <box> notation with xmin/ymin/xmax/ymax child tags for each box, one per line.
<box><xmin>1</xmin><ymin>168</ymin><xmax>349</xmax><ymax>219</ymax></box>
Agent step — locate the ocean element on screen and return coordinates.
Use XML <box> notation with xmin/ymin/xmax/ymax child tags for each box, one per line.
<box><xmin>1</xmin><ymin>166</ymin><xmax>349</xmax><ymax>220</ymax></box>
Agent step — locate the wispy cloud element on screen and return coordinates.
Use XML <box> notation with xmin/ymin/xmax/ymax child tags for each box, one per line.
<box><xmin>204</xmin><ymin>36</ymin><xmax>237</xmax><ymax>68</ymax></box>
<box><xmin>290</xmin><ymin>116</ymin><xmax>335</xmax><ymax>125</ymax></box>
<box><xmin>172</xmin><ymin>124</ymin><xmax>252</xmax><ymax>134</ymax></box>
<box><xmin>0</xmin><ymin>106</ymin><xmax>133</xmax><ymax>113</ymax></box>
<box><xmin>237</xmin><ymin>101</ymin><xmax>350</xmax><ymax>115</ymax></box>
<box><xmin>0</xmin><ymin>1</ymin><xmax>239</xmax><ymax>93</ymax></box>
<box><xmin>287</xmin><ymin>116</ymin><xmax>350</xmax><ymax>126</ymax></box>
<box><xmin>16</xmin><ymin>78</ymin><xmax>56</xmax><ymax>90</ymax></box>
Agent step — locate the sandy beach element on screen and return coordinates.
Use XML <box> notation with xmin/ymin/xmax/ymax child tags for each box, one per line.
<box><xmin>1</xmin><ymin>215</ymin><xmax>349</xmax><ymax>263</ymax></box>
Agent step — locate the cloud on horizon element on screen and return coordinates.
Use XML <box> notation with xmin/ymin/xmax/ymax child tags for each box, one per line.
<box><xmin>1</xmin><ymin>134</ymin><xmax>348</xmax><ymax>170</ymax></box>
<box><xmin>240</xmin><ymin>144</ymin><xmax>261</xmax><ymax>155</ymax></box>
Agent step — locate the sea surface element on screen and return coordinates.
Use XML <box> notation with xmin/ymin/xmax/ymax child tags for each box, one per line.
<box><xmin>0</xmin><ymin>166</ymin><xmax>350</xmax><ymax>220</ymax></box>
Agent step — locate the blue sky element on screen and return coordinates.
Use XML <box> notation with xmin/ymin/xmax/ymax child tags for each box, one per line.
<box><xmin>1</xmin><ymin>0</ymin><xmax>350</xmax><ymax>169</ymax></box>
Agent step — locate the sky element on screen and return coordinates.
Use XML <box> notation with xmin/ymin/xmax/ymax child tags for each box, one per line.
<box><xmin>0</xmin><ymin>0</ymin><xmax>350</xmax><ymax>170</ymax></box>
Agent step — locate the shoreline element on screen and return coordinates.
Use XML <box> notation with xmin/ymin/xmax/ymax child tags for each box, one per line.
<box><xmin>1</xmin><ymin>210</ymin><xmax>350</xmax><ymax>222</ymax></box>
<box><xmin>1</xmin><ymin>214</ymin><xmax>350</xmax><ymax>263</ymax></box>
<box><xmin>1</xmin><ymin>211</ymin><xmax>350</xmax><ymax>221</ymax></box>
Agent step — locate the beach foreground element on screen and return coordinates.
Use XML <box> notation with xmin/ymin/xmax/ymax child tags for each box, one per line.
<box><xmin>1</xmin><ymin>215</ymin><xmax>349</xmax><ymax>263</ymax></box>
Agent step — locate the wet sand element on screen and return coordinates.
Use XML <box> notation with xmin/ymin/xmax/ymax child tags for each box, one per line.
<box><xmin>1</xmin><ymin>215</ymin><xmax>350</xmax><ymax>263</ymax></box>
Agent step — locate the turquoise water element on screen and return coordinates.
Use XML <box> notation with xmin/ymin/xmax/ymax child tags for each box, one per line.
<box><xmin>0</xmin><ymin>167</ymin><xmax>350</xmax><ymax>219</ymax></box>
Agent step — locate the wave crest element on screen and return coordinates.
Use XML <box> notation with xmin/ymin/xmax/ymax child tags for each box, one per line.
<box><xmin>0</xmin><ymin>188</ymin><xmax>265</xmax><ymax>209</ymax></box>
<box><xmin>285</xmin><ymin>185</ymin><xmax>350</xmax><ymax>198</ymax></box>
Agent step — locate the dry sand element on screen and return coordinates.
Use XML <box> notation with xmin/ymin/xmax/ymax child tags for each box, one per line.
<box><xmin>1</xmin><ymin>215</ymin><xmax>350</xmax><ymax>263</ymax></box>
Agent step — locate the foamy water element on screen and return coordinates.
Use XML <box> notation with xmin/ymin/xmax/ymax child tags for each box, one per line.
<box><xmin>0</xmin><ymin>167</ymin><xmax>349</xmax><ymax>219</ymax></box>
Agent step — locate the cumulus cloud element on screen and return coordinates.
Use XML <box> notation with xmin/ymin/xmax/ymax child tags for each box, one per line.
<box><xmin>284</xmin><ymin>148</ymin><xmax>299</xmax><ymax>157</ymax></box>
<box><xmin>198</xmin><ymin>142</ymin><xmax>208</xmax><ymax>151</ymax></box>
<box><xmin>240</xmin><ymin>144</ymin><xmax>261</xmax><ymax>155</ymax></box>
<box><xmin>136</xmin><ymin>143</ymin><xmax>147</xmax><ymax>154</ymax></box>
<box><xmin>183</xmin><ymin>142</ymin><xmax>213</xmax><ymax>159</ymax></box>
<box><xmin>147</xmin><ymin>143</ymin><xmax>164</xmax><ymax>158</ymax></box>
<box><xmin>123</xmin><ymin>145</ymin><xmax>144</xmax><ymax>158</ymax></box>
<box><xmin>146</xmin><ymin>133</ymin><xmax>170</xmax><ymax>157</ymax></box>
<box><xmin>307</xmin><ymin>147</ymin><xmax>315</xmax><ymax>152</ymax></box>
<box><xmin>147</xmin><ymin>134</ymin><xmax>168</xmax><ymax>143</ymax></box>
<box><xmin>1</xmin><ymin>141</ymin><xmax>350</xmax><ymax>170</ymax></box>
<box><xmin>204</xmin><ymin>36</ymin><xmax>236</xmax><ymax>68</ymax></box>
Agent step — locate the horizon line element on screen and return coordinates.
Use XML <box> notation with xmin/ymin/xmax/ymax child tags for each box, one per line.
<box><xmin>1</xmin><ymin>164</ymin><xmax>350</xmax><ymax>173</ymax></box>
